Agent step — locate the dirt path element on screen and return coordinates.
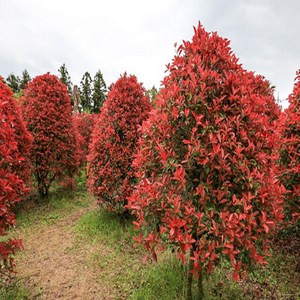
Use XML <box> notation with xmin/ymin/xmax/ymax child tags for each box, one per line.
<box><xmin>14</xmin><ymin>204</ymin><xmax>117</xmax><ymax>300</ymax></box>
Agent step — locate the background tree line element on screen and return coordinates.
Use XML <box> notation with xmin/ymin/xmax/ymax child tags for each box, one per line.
<box><xmin>5</xmin><ymin>64</ymin><xmax>108</xmax><ymax>113</ymax></box>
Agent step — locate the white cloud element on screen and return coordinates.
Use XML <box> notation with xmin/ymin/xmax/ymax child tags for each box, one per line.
<box><xmin>1</xmin><ymin>0</ymin><xmax>300</xmax><ymax>107</ymax></box>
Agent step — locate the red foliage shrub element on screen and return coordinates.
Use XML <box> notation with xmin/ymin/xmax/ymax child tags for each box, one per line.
<box><xmin>21</xmin><ymin>73</ymin><xmax>79</xmax><ymax>198</ymax></box>
<box><xmin>0</xmin><ymin>84</ymin><xmax>33</xmax><ymax>189</ymax></box>
<box><xmin>87</xmin><ymin>73</ymin><xmax>151</xmax><ymax>214</ymax></box>
<box><xmin>127</xmin><ymin>23</ymin><xmax>284</xmax><ymax>282</ymax></box>
<box><xmin>72</xmin><ymin>113</ymin><xmax>96</xmax><ymax>166</ymax></box>
<box><xmin>277</xmin><ymin>70</ymin><xmax>300</xmax><ymax>223</ymax></box>
<box><xmin>0</xmin><ymin>78</ymin><xmax>28</xmax><ymax>278</ymax></box>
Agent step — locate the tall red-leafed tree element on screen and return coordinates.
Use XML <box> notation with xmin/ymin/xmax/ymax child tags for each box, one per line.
<box><xmin>21</xmin><ymin>73</ymin><xmax>79</xmax><ymax>198</ymax></box>
<box><xmin>0</xmin><ymin>78</ymin><xmax>29</xmax><ymax>278</ymax></box>
<box><xmin>0</xmin><ymin>82</ymin><xmax>33</xmax><ymax>189</ymax></box>
<box><xmin>277</xmin><ymin>70</ymin><xmax>300</xmax><ymax>223</ymax></box>
<box><xmin>72</xmin><ymin>112</ymin><xmax>96</xmax><ymax>166</ymax></box>
<box><xmin>127</xmin><ymin>23</ymin><xmax>284</xmax><ymax>299</ymax></box>
<box><xmin>87</xmin><ymin>73</ymin><xmax>151</xmax><ymax>215</ymax></box>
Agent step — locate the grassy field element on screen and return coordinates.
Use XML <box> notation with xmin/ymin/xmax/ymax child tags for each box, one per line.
<box><xmin>0</xmin><ymin>184</ymin><xmax>299</xmax><ymax>299</ymax></box>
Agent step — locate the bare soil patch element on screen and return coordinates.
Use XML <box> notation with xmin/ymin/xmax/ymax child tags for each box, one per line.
<box><xmin>14</xmin><ymin>204</ymin><xmax>119</xmax><ymax>300</ymax></box>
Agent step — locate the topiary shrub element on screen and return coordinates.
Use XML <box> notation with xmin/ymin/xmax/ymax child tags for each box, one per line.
<box><xmin>0</xmin><ymin>78</ymin><xmax>29</xmax><ymax>279</ymax></box>
<box><xmin>277</xmin><ymin>70</ymin><xmax>300</xmax><ymax>224</ymax></box>
<box><xmin>127</xmin><ymin>23</ymin><xmax>284</xmax><ymax>299</ymax></box>
<box><xmin>87</xmin><ymin>73</ymin><xmax>151</xmax><ymax>215</ymax></box>
<box><xmin>72</xmin><ymin>112</ymin><xmax>96</xmax><ymax>167</ymax></box>
<box><xmin>0</xmin><ymin>84</ymin><xmax>33</xmax><ymax>190</ymax></box>
<box><xmin>21</xmin><ymin>73</ymin><xmax>79</xmax><ymax>198</ymax></box>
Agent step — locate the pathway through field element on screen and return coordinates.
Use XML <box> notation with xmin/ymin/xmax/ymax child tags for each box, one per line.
<box><xmin>14</xmin><ymin>202</ymin><xmax>119</xmax><ymax>300</ymax></box>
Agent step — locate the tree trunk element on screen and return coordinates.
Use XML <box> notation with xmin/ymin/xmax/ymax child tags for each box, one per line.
<box><xmin>37</xmin><ymin>179</ymin><xmax>49</xmax><ymax>200</ymax></box>
<box><xmin>197</xmin><ymin>270</ymin><xmax>204</xmax><ymax>300</ymax></box>
<box><xmin>186</xmin><ymin>248</ymin><xmax>193</xmax><ymax>300</ymax></box>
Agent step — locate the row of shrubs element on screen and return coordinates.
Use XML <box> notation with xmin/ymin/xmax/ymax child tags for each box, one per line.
<box><xmin>0</xmin><ymin>22</ymin><xmax>299</xmax><ymax>298</ymax></box>
<box><xmin>88</xmin><ymin>23</ymin><xmax>299</xmax><ymax>298</ymax></box>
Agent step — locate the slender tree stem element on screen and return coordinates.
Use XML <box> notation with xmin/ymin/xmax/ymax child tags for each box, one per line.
<box><xmin>197</xmin><ymin>270</ymin><xmax>204</xmax><ymax>300</ymax></box>
<box><xmin>186</xmin><ymin>248</ymin><xmax>193</xmax><ymax>300</ymax></box>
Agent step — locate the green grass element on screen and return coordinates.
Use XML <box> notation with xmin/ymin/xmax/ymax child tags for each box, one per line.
<box><xmin>75</xmin><ymin>209</ymin><xmax>135</xmax><ymax>247</ymax></box>
<box><xmin>129</xmin><ymin>257</ymin><xmax>186</xmax><ymax>300</ymax></box>
<box><xmin>0</xmin><ymin>280</ymin><xmax>31</xmax><ymax>300</ymax></box>
<box><xmin>242</xmin><ymin>250</ymin><xmax>300</xmax><ymax>299</ymax></box>
<box><xmin>1</xmin><ymin>177</ymin><xmax>298</xmax><ymax>299</ymax></box>
<box><xmin>15</xmin><ymin>188</ymin><xmax>92</xmax><ymax>228</ymax></box>
<box><xmin>75</xmin><ymin>208</ymin><xmax>300</xmax><ymax>299</ymax></box>
<box><xmin>14</xmin><ymin>170</ymin><xmax>90</xmax><ymax>227</ymax></box>
<box><xmin>75</xmin><ymin>209</ymin><xmax>186</xmax><ymax>299</ymax></box>
<box><xmin>74</xmin><ymin>209</ymin><xmax>243</xmax><ymax>299</ymax></box>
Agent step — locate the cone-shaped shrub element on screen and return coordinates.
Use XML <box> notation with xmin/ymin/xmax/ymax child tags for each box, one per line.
<box><xmin>87</xmin><ymin>73</ymin><xmax>151</xmax><ymax>215</ymax></box>
<box><xmin>0</xmin><ymin>78</ymin><xmax>29</xmax><ymax>278</ymax></box>
<box><xmin>277</xmin><ymin>70</ymin><xmax>300</xmax><ymax>223</ymax></box>
<box><xmin>0</xmin><ymin>79</ymin><xmax>33</xmax><ymax>188</ymax></box>
<box><xmin>127</xmin><ymin>23</ymin><xmax>284</xmax><ymax>291</ymax></box>
<box><xmin>21</xmin><ymin>73</ymin><xmax>79</xmax><ymax>198</ymax></box>
<box><xmin>72</xmin><ymin>112</ymin><xmax>96</xmax><ymax>166</ymax></box>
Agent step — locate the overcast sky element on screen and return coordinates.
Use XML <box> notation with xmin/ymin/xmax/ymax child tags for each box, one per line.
<box><xmin>1</xmin><ymin>0</ymin><xmax>300</xmax><ymax>107</ymax></box>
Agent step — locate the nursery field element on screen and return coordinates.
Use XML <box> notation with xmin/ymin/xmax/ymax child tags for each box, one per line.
<box><xmin>0</xmin><ymin>184</ymin><xmax>299</xmax><ymax>300</ymax></box>
<box><xmin>1</xmin><ymin>22</ymin><xmax>300</xmax><ymax>300</ymax></box>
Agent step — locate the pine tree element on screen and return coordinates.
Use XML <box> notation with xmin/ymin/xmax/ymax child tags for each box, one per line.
<box><xmin>80</xmin><ymin>72</ymin><xmax>92</xmax><ymax>112</ymax></box>
<box><xmin>92</xmin><ymin>70</ymin><xmax>107</xmax><ymax>113</ymax></box>
<box><xmin>20</xmin><ymin>69</ymin><xmax>31</xmax><ymax>90</ymax></box>
<box><xmin>6</xmin><ymin>73</ymin><xmax>20</xmax><ymax>93</ymax></box>
<box><xmin>147</xmin><ymin>85</ymin><xmax>158</xmax><ymax>103</ymax></box>
<box><xmin>58</xmin><ymin>63</ymin><xmax>73</xmax><ymax>102</ymax></box>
